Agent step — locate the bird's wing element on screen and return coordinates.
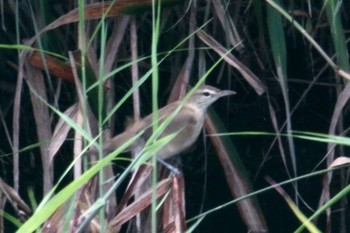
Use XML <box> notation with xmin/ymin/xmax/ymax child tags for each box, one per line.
<box><xmin>140</xmin><ymin>102</ymin><xmax>197</xmax><ymax>140</ymax></box>
<box><xmin>103</xmin><ymin>102</ymin><xmax>197</xmax><ymax>151</ymax></box>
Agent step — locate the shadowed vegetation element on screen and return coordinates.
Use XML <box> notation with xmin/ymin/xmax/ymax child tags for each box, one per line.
<box><xmin>0</xmin><ymin>1</ymin><xmax>350</xmax><ymax>232</ymax></box>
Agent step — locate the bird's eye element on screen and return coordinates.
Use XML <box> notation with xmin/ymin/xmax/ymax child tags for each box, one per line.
<box><xmin>203</xmin><ymin>91</ymin><xmax>211</xmax><ymax>97</ymax></box>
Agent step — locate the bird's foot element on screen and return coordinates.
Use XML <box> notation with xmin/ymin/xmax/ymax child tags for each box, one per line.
<box><xmin>157</xmin><ymin>158</ymin><xmax>181</xmax><ymax>175</ymax></box>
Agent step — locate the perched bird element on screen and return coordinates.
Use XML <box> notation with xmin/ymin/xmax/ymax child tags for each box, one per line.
<box><xmin>101</xmin><ymin>85</ymin><xmax>235</xmax><ymax>159</ymax></box>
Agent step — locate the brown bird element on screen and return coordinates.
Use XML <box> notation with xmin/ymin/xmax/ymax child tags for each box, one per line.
<box><xmin>101</xmin><ymin>85</ymin><xmax>235</xmax><ymax>159</ymax></box>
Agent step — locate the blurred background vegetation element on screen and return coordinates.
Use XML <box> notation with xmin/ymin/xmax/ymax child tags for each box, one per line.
<box><xmin>0</xmin><ymin>0</ymin><xmax>350</xmax><ymax>232</ymax></box>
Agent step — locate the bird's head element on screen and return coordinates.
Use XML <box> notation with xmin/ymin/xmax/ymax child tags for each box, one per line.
<box><xmin>188</xmin><ymin>85</ymin><xmax>236</xmax><ymax>110</ymax></box>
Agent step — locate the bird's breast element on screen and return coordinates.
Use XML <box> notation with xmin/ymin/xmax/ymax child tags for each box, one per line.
<box><xmin>157</xmin><ymin>111</ymin><xmax>206</xmax><ymax>160</ymax></box>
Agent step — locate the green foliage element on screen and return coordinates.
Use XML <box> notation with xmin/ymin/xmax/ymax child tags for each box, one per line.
<box><xmin>1</xmin><ymin>0</ymin><xmax>350</xmax><ymax>232</ymax></box>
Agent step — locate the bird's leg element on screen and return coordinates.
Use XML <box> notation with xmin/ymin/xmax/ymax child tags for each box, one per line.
<box><xmin>157</xmin><ymin>158</ymin><xmax>181</xmax><ymax>174</ymax></box>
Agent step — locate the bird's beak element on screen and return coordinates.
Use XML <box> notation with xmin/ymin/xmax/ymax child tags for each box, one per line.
<box><xmin>219</xmin><ymin>90</ymin><xmax>236</xmax><ymax>97</ymax></box>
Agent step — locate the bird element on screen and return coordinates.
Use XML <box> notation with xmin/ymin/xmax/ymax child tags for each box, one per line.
<box><xmin>99</xmin><ymin>85</ymin><xmax>235</xmax><ymax>160</ymax></box>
